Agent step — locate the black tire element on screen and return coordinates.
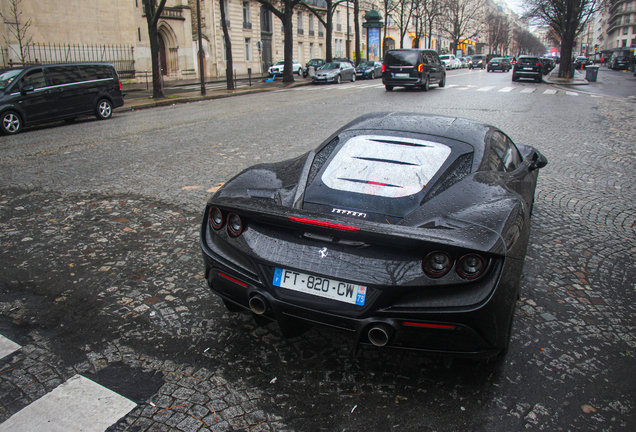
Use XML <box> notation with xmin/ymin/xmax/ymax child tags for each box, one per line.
<box><xmin>95</xmin><ymin>99</ymin><xmax>113</xmax><ymax>120</ymax></box>
<box><xmin>351</xmin><ymin>72</ymin><xmax>356</xmax><ymax>82</ymax></box>
<box><xmin>421</xmin><ymin>75</ymin><xmax>429</xmax><ymax>92</ymax></box>
<box><xmin>1</xmin><ymin>110</ymin><xmax>22</xmax><ymax>135</ymax></box>
<box><xmin>512</xmin><ymin>74</ymin><xmax>518</xmax><ymax>82</ymax></box>
<box><xmin>438</xmin><ymin>73</ymin><xmax>446</xmax><ymax>88</ymax></box>
<box><xmin>385</xmin><ymin>85</ymin><xmax>393</xmax><ymax>91</ymax></box>
<box><xmin>536</xmin><ymin>76</ymin><xmax>542</xmax><ymax>83</ymax></box>
<box><xmin>370</xmin><ymin>71</ymin><xmax>375</xmax><ymax>79</ymax></box>
<box><xmin>335</xmin><ymin>74</ymin><xmax>341</xmax><ymax>84</ymax></box>
<box><xmin>297</xmin><ymin>68</ymin><xmax>302</xmax><ymax>76</ymax></box>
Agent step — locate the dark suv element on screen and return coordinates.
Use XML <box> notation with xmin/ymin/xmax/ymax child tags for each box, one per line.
<box><xmin>382</xmin><ymin>49</ymin><xmax>446</xmax><ymax>91</ymax></box>
<box><xmin>469</xmin><ymin>55</ymin><xmax>486</xmax><ymax>69</ymax></box>
<box><xmin>0</xmin><ymin>62</ymin><xmax>124</xmax><ymax>135</ymax></box>
<box><xmin>512</xmin><ymin>56</ymin><xmax>543</xmax><ymax>83</ymax></box>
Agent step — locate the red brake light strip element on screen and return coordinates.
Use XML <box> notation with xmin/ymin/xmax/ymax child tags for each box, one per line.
<box><xmin>403</xmin><ymin>321</ymin><xmax>455</xmax><ymax>329</ymax></box>
<box><xmin>288</xmin><ymin>216</ymin><xmax>360</xmax><ymax>231</ymax></box>
<box><xmin>218</xmin><ymin>271</ymin><xmax>249</xmax><ymax>287</ymax></box>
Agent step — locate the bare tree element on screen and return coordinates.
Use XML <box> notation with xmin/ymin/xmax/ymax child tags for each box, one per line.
<box><xmin>486</xmin><ymin>13</ymin><xmax>510</xmax><ymax>55</ymax></box>
<box><xmin>513</xmin><ymin>28</ymin><xmax>547</xmax><ymax>55</ymax></box>
<box><xmin>254</xmin><ymin>0</ymin><xmax>303</xmax><ymax>82</ymax></box>
<box><xmin>302</xmin><ymin>0</ymin><xmax>349</xmax><ymax>62</ymax></box>
<box><xmin>219</xmin><ymin>0</ymin><xmax>234</xmax><ymax>89</ymax></box>
<box><xmin>391</xmin><ymin>0</ymin><xmax>415</xmax><ymax>49</ymax></box>
<box><xmin>438</xmin><ymin>0</ymin><xmax>485</xmax><ymax>55</ymax></box>
<box><xmin>417</xmin><ymin>0</ymin><xmax>443</xmax><ymax>49</ymax></box>
<box><xmin>0</xmin><ymin>0</ymin><xmax>33</xmax><ymax>64</ymax></box>
<box><xmin>142</xmin><ymin>0</ymin><xmax>168</xmax><ymax>99</ymax></box>
<box><xmin>522</xmin><ymin>0</ymin><xmax>602</xmax><ymax>78</ymax></box>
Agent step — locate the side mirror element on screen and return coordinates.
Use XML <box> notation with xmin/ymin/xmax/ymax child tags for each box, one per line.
<box><xmin>529</xmin><ymin>150</ymin><xmax>548</xmax><ymax>171</ymax></box>
<box><xmin>21</xmin><ymin>84</ymin><xmax>35</xmax><ymax>94</ymax></box>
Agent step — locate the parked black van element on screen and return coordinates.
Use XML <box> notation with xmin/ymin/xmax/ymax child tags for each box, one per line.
<box><xmin>0</xmin><ymin>62</ymin><xmax>124</xmax><ymax>135</ymax></box>
<box><xmin>382</xmin><ymin>49</ymin><xmax>446</xmax><ymax>92</ymax></box>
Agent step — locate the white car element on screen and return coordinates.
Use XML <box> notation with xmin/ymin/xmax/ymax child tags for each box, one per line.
<box><xmin>439</xmin><ymin>54</ymin><xmax>458</xmax><ymax>69</ymax></box>
<box><xmin>268</xmin><ymin>60</ymin><xmax>303</xmax><ymax>76</ymax></box>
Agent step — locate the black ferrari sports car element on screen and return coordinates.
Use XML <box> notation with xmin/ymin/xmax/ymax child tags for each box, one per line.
<box><xmin>200</xmin><ymin>112</ymin><xmax>547</xmax><ymax>359</ymax></box>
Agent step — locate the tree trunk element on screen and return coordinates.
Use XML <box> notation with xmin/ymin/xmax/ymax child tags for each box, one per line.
<box><xmin>220</xmin><ymin>0</ymin><xmax>234</xmax><ymax>89</ymax></box>
<box><xmin>282</xmin><ymin>4</ymin><xmax>295</xmax><ymax>82</ymax></box>
<box><xmin>143</xmin><ymin>0</ymin><xmax>166</xmax><ymax>99</ymax></box>
<box><xmin>326</xmin><ymin>4</ymin><xmax>333</xmax><ymax>62</ymax></box>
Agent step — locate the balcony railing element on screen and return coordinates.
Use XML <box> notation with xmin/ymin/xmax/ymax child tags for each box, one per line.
<box><xmin>309</xmin><ymin>30</ymin><xmax>315</xmax><ymax>36</ymax></box>
<box><xmin>298</xmin><ymin>28</ymin><xmax>304</xmax><ymax>35</ymax></box>
<box><xmin>337</xmin><ymin>24</ymin><xmax>342</xmax><ymax>31</ymax></box>
<box><xmin>221</xmin><ymin>19</ymin><xmax>231</xmax><ymax>28</ymax></box>
<box><xmin>243</xmin><ymin>22</ymin><xmax>252</xmax><ymax>29</ymax></box>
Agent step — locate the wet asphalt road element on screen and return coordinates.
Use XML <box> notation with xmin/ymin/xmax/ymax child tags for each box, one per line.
<box><xmin>0</xmin><ymin>69</ymin><xmax>635</xmax><ymax>431</ymax></box>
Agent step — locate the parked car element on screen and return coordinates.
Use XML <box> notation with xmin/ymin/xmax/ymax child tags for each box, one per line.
<box><xmin>312</xmin><ymin>61</ymin><xmax>356</xmax><ymax>84</ymax></box>
<box><xmin>574</xmin><ymin>56</ymin><xmax>592</xmax><ymax>69</ymax></box>
<box><xmin>355</xmin><ymin>61</ymin><xmax>382</xmax><ymax>79</ymax></box>
<box><xmin>382</xmin><ymin>48</ymin><xmax>446</xmax><ymax>91</ymax></box>
<box><xmin>303</xmin><ymin>58</ymin><xmax>325</xmax><ymax>78</ymax></box>
<box><xmin>469</xmin><ymin>55</ymin><xmax>486</xmax><ymax>69</ymax></box>
<box><xmin>541</xmin><ymin>57</ymin><xmax>556</xmax><ymax>74</ymax></box>
<box><xmin>268</xmin><ymin>60</ymin><xmax>303</xmax><ymax>77</ymax></box>
<box><xmin>439</xmin><ymin>54</ymin><xmax>458</xmax><ymax>69</ymax></box>
<box><xmin>487</xmin><ymin>57</ymin><xmax>511</xmax><ymax>72</ymax></box>
<box><xmin>610</xmin><ymin>56</ymin><xmax>629</xmax><ymax>70</ymax></box>
<box><xmin>200</xmin><ymin>112</ymin><xmax>548</xmax><ymax>359</ymax></box>
<box><xmin>512</xmin><ymin>56</ymin><xmax>543</xmax><ymax>83</ymax></box>
<box><xmin>0</xmin><ymin>62</ymin><xmax>124</xmax><ymax>135</ymax></box>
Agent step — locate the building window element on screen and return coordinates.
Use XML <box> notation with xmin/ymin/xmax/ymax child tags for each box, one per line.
<box><xmin>222</xmin><ymin>37</ymin><xmax>227</xmax><ymax>61</ymax></box>
<box><xmin>243</xmin><ymin>2</ymin><xmax>252</xmax><ymax>29</ymax></box>
<box><xmin>298</xmin><ymin>42</ymin><xmax>303</xmax><ymax>63</ymax></box>
<box><xmin>310</xmin><ymin>42</ymin><xmax>314</xmax><ymax>59</ymax></box>
<box><xmin>221</xmin><ymin>0</ymin><xmax>230</xmax><ymax>27</ymax></box>
<box><xmin>337</xmin><ymin>11</ymin><xmax>341</xmax><ymax>32</ymax></box>
<box><xmin>297</xmin><ymin>11</ymin><xmax>304</xmax><ymax>34</ymax></box>
<box><xmin>622</xmin><ymin>39</ymin><xmax>627</xmax><ymax>46</ymax></box>
<box><xmin>245</xmin><ymin>38</ymin><xmax>252</xmax><ymax>61</ymax></box>
<box><xmin>309</xmin><ymin>14</ymin><xmax>314</xmax><ymax>35</ymax></box>
<box><xmin>624</xmin><ymin>27</ymin><xmax>629</xmax><ymax>35</ymax></box>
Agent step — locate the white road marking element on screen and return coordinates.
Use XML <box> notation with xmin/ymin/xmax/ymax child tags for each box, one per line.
<box><xmin>445</xmin><ymin>84</ymin><xmax>459</xmax><ymax>88</ymax></box>
<box><xmin>477</xmin><ymin>86</ymin><xmax>496</xmax><ymax>92</ymax></box>
<box><xmin>498</xmin><ymin>87</ymin><xmax>515</xmax><ymax>92</ymax></box>
<box><xmin>0</xmin><ymin>335</ymin><xmax>20</xmax><ymax>359</ymax></box>
<box><xmin>520</xmin><ymin>88</ymin><xmax>536</xmax><ymax>93</ymax></box>
<box><xmin>0</xmin><ymin>374</ymin><xmax>136</xmax><ymax>432</ymax></box>
<box><xmin>566</xmin><ymin>91</ymin><xmax>579</xmax><ymax>96</ymax></box>
<box><xmin>543</xmin><ymin>89</ymin><xmax>558</xmax><ymax>95</ymax></box>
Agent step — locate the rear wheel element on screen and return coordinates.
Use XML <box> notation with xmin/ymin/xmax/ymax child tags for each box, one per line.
<box><xmin>95</xmin><ymin>99</ymin><xmax>113</xmax><ymax>120</ymax></box>
<box><xmin>1</xmin><ymin>110</ymin><xmax>22</xmax><ymax>135</ymax></box>
<box><xmin>512</xmin><ymin>74</ymin><xmax>518</xmax><ymax>82</ymax></box>
<box><xmin>421</xmin><ymin>75</ymin><xmax>429</xmax><ymax>91</ymax></box>
<box><xmin>385</xmin><ymin>85</ymin><xmax>393</xmax><ymax>91</ymax></box>
<box><xmin>438</xmin><ymin>73</ymin><xmax>446</xmax><ymax>88</ymax></box>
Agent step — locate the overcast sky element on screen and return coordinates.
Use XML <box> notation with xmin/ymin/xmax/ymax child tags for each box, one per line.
<box><xmin>506</xmin><ymin>0</ymin><xmax>525</xmax><ymax>15</ymax></box>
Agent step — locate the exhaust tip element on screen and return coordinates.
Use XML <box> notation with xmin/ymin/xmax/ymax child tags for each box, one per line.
<box><xmin>368</xmin><ymin>324</ymin><xmax>395</xmax><ymax>347</ymax></box>
<box><xmin>249</xmin><ymin>295</ymin><xmax>267</xmax><ymax>315</ymax></box>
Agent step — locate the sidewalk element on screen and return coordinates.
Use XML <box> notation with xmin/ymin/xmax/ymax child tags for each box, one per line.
<box><xmin>116</xmin><ymin>73</ymin><xmax>313</xmax><ymax>112</ymax></box>
<box><xmin>544</xmin><ymin>64</ymin><xmax>589</xmax><ymax>85</ymax></box>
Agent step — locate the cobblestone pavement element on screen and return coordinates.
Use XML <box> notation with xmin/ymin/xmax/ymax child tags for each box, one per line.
<box><xmin>0</xmin><ymin>80</ymin><xmax>635</xmax><ymax>431</ymax></box>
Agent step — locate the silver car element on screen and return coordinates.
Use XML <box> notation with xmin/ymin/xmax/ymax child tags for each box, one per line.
<box><xmin>312</xmin><ymin>62</ymin><xmax>356</xmax><ymax>84</ymax></box>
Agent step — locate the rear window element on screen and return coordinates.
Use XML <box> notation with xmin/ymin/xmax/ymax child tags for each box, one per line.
<box><xmin>321</xmin><ymin>135</ymin><xmax>452</xmax><ymax>198</ymax></box>
<box><xmin>385</xmin><ymin>51</ymin><xmax>419</xmax><ymax>66</ymax></box>
<box><xmin>518</xmin><ymin>57</ymin><xmax>540</xmax><ymax>64</ymax></box>
<box><xmin>490</xmin><ymin>58</ymin><xmax>504</xmax><ymax>62</ymax></box>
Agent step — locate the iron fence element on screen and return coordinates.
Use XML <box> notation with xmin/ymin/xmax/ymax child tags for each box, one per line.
<box><xmin>1</xmin><ymin>43</ymin><xmax>135</xmax><ymax>78</ymax></box>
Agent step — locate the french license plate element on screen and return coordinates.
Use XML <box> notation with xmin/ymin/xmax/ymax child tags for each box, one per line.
<box><xmin>394</xmin><ymin>73</ymin><xmax>409</xmax><ymax>77</ymax></box>
<box><xmin>492</xmin><ymin>63</ymin><xmax>499</xmax><ymax>66</ymax></box>
<box><xmin>523</xmin><ymin>67</ymin><xmax>533</xmax><ymax>70</ymax></box>
<box><xmin>273</xmin><ymin>267</ymin><xmax>367</xmax><ymax>306</ymax></box>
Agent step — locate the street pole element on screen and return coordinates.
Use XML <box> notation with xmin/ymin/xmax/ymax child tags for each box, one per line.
<box><xmin>196</xmin><ymin>0</ymin><xmax>206</xmax><ymax>95</ymax></box>
<box><xmin>346</xmin><ymin>1</ymin><xmax>350</xmax><ymax>60</ymax></box>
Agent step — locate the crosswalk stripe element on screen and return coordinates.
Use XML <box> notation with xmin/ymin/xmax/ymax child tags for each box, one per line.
<box><xmin>566</xmin><ymin>91</ymin><xmax>579</xmax><ymax>96</ymax></box>
<box><xmin>0</xmin><ymin>374</ymin><xmax>136</xmax><ymax>432</ymax></box>
<box><xmin>477</xmin><ymin>86</ymin><xmax>496</xmax><ymax>92</ymax></box>
<box><xmin>0</xmin><ymin>335</ymin><xmax>20</xmax><ymax>359</ymax></box>
<box><xmin>543</xmin><ymin>89</ymin><xmax>557</xmax><ymax>95</ymax></box>
<box><xmin>445</xmin><ymin>84</ymin><xmax>459</xmax><ymax>88</ymax></box>
<box><xmin>521</xmin><ymin>88</ymin><xmax>536</xmax><ymax>93</ymax></box>
<box><xmin>498</xmin><ymin>87</ymin><xmax>515</xmax><ymax>92</ymax></box>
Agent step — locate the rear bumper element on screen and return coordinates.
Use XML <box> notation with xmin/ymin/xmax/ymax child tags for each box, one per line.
<box><xmin>382</xmin><ymin>77</ymin><xmax>423</xmax><ymax>87</ymax></box>
<box><xmin>200</xmin><ymin>223</ymin><xmax>520</xmax><ymax>359</ymax></box>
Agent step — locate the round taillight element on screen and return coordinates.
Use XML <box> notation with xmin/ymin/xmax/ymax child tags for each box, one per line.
<box><xmin>227</xmin><ymin>213</ymin><xmax>244</xmax><ymax>237</ymax></box>
<box><xmin>209</xmin><ymin>207</ymin><xmax>224</xmax><ymax>230</ymax></box>
<box><xmin>456</xmin><ymin>254</ymin><xmax>487</xmax><ymax>279</ymax></box>
<box><xmin>423</xmin><ymin>251</ymin><xmax>452</xmax><ymax>278</ymax></box>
